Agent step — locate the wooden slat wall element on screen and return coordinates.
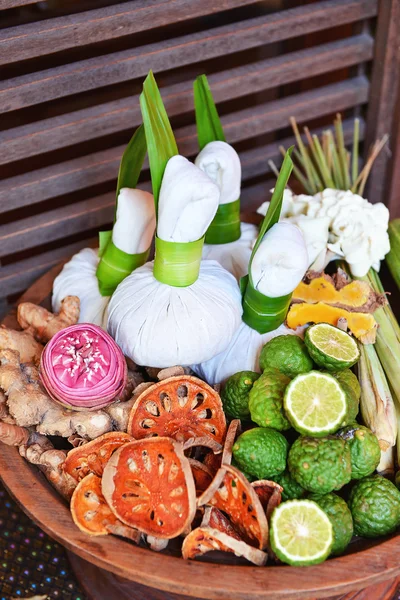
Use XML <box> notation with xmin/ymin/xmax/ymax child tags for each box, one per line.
<box><xmin>0</xmin><ymin>0</ymin><xmax>397</xmax><ymax>315</ymax></box>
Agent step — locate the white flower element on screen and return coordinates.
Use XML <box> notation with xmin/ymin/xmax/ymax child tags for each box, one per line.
<box><xmin>195</xmin><ymin>141</ymin><xmax>241</xmax><ymax>205</ymax></box>
<box><xmin>251</xmin><ymin>222</ymin><xmax>309</xmax><ymax>297</ymax></box>
<box><xmin>257</xmin><ymin>188</ymin><xmax>309</xmax><ymax>219</ymax></box>
<box><xmin>157</xmin><ymin>155</ymin><xmax>220</xmax><ymax>242</ymax></box>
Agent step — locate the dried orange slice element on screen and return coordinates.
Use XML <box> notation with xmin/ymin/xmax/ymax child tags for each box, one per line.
<box><xmin>64</xmin><ymin>432</ymin><xmax>133</xmax><ymax>482</ymax></box>
<box><xmin>71</xmin><ymin>473</ymin><xmax>140</xmax><ymax>543</ymax></box>
<box><xmin>198</xmin><ymin>465</ymin><xmax>269</xmax><ymax>550</ymax></box>
<box><xmin>182</xmin><ymin>527</ymin><xmax>267</xmax><ymax>566</ymax></box>
<box><xmin>189</xmin><ymin>459</ymin><xmax>214</xmax><ymax>497</ymax></box>
<box><xmin>102</xmin><ymin>437</ymin><xmax>197</xmax><ymax>538</ymax></box>
<box><xmin>127</xmin><ymin>376</ymin><xmax>226</xmax><ymax>445</ymax></box>
<box><xmin>252</xmin><ymin>480</ymin><xmax>283</xmax><ymax>521</ymax></box>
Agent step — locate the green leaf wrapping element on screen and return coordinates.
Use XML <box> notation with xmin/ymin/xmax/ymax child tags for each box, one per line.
<box><xmin>194</xmin><ymin>74</ymin><xmax>239</xmax><ymax>244</ymax></box>
<box><xmin>140</xmin><ymin>71</ymin><xmax>179</xmax><ymax>210</ymax></box>
<box><xmin>153</xmin><ymin>237</ymin><xmax>204</xmax><ymax>287</ymax></box>
<box><xmin>96</xmin><ymin>123</ymin><xmax>148</xmax><ymax>296</ymax></box>
<box><xmin>194</xmin><ymin>74</ymin><xmax>226</xmax><ymax>151</ymax></box>
<box><xmin>242</xmin><ymin>148</ymin><xmax>294</xmax><ymax>333</ymax></box>
<box><xmin>115</xmin><ymin>123</ymin><xmax>147</xmax><ymax>213</ymax></box>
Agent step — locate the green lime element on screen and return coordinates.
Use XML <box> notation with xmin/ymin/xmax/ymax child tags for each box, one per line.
<box><xmin>305</xmin><ymin>323</ymin><xmax>360</xmax><ymax>371</ymax></box>
<box><xmin>330</xmin><ymin>369</ymin><xmax>360</xmax><ymax>424</ymax></box>
<box><xmin>284</xmin><ymin>371</ymin><xmax>347</xmax><ymax>436</ymax></box>
<box><xmin>274</xmin><ymin>470</ymin><xmax>306</xmax><ymax>502</ymax></box>
<box><xmin>222</xmin><ymin>371</ymin><xmax>260</xmax><ymax>419</ymax></box>
<box><xmin>248</xmin><ymin>368</ymin><xmax>291</xmax><ymax>431</ymax></box>
<box><xmin>231</xmin><ymin>458</ymin><xmax>255</xmax><ymax>482</ymax></box>
<box><xmin>288</xmin><ymin>436</ymin><xmax>352</xmax><ymax>494</ymax></box>
<box><xmin>270</xmin><ymin>500</ymin><xmax>333</xmax><ymax>566</ymax></box>
<box><xmin>259</xmin><ymin>335</ymin><xmax>314</xmax><ymax>378</ymax></box>
<box><xmin>348</xmin><ymin>475</ymin><xmax>400</xmax><ymax>538</ymax></box>
<box><xmin>232</xmin><ymin>427</ymin><xmax>288</xmax><ymax>480</ymax></box>
<box><xmin>336</xmin><ymin>424</ymin><xmax>380</xmax><ymax>479</ymax></box>
<box><xmin>308</xmin><ymin>493</ymin><xmax>353</xmax><ymax>556</ymax></box>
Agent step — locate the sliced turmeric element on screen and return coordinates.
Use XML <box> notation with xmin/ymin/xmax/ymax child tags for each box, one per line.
<box><xmin>293</xmin><ymin>271</ymin><xmax>386</xmax><ymax>313</ymax></box>
<box><xmin>286</xmin><ymin>302</ymin><xmax>378</xmax><ymax>344</ymax></box>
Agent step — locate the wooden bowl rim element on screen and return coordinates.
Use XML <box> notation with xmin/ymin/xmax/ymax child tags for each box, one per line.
<box><xmin>1</xmin><ymin>264</ymin><xmax>400</xmax><ymax>600</ymax></box>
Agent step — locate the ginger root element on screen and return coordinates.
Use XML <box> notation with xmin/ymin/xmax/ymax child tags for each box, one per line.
<box><xmin>17</xmin><ymin>295</ymin><xmax>80</xmax><ymax>343</ymax></box>
<box><xmin>0</xmin><ymin>421</ymin><xmax>30</xmax><ymax>446</ymax></box>
<box><xmin>105</xmin><ymin>381</ymin><xmax>153</xmax><ymax>431</ymax></box>
<box><xmin>19</xmin><ymin>443</ymin><xmax>77</xmax><ymax>500</ymax></box>
<box><xmin>0</xmin><ymin>326</ymin><xmax>43</xmax><ymax>365</ymax></box>
<box><xmin>286</xmin><ymin>302</ymin><xmax>378</xmax><ymax>343</ymax></box>
<box><xmin>0</xmin><ymin>350</ymin><xmax>113</xmax><ymax>440</ymax></box>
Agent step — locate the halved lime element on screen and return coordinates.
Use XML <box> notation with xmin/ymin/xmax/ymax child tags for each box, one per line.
<box><xmin>305</xmin><ymin>323</ymin><xmax>360</xmax><ymax>371</ymax></box>
<box><xmin>270</xmin><ymin>500</ymin><xmax>333</xmax><ymax>566</ymax></box>
<box><xmin>284</xmin><ymin>371</ymin><xmax>347</xmax><ymax>436</ymax></box>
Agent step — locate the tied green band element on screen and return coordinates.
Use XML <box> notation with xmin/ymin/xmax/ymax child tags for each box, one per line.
<box><xmin>96</xmin><ymin>241</ymin><xmax>150</xmax><ymax>296</ymax></box>
<box><xmin>205</xmin><ymin>199</ymin><xmax>241</xmax><ymax>245</ymax></box>
<box><xmin>242</xmin><ymin>282</ymin><xmax>292</xmax><ymax>334</ymax></box>
<box><xmin>153</xmin><ymin>236</ymin><xmax>204</xmax><ymax>287</ymax></box>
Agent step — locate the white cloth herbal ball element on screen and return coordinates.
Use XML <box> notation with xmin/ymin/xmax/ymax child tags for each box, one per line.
<box><xmin>251</xmin><ymin>222</ymin><xmax>309</xmax><ymax>297</ymax></box>
<box><xmin>202</xmin><ymin>222</ymin><xmax>258</xmax><ymax>281</ymax></box>
<box><xmin>192</xmin><ymin>322</ymin><xmax>304</xmax><ymax>385</ymax></box>
<box><xmin>195</xmin><ymin>140</ymin><xmax>241</xmax><ymax>205</ymax></box>
<box><xmin>107</xmin><ymin>260</ymin><xmax>243</xmax><ymax>368</ymax></box>
<box><xmin>52</xmin><ymin>248</ymin><xmax>109</xmax><ymax>329</ymax></box>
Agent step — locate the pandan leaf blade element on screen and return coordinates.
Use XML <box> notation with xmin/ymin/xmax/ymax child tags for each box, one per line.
<box><xmin>140</xmin><ymin>71</ymin><xmax>179</xmax><ymax>210</ymax></box>
<box><xmin>194</xmin><ymin>74</ymin><xmax>226</xmax><ymax>150</ymax></box>
<box><xmin>115</xmin><ymin>124</ymin><xmax>147</xmax><ymax>208</ymax></box>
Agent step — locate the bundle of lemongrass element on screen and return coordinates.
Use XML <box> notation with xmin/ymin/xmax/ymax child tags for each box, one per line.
<box><xmin>282</xmin><ymin>115</ymin><xmax>400</xmax><ymax>475</ymax></box>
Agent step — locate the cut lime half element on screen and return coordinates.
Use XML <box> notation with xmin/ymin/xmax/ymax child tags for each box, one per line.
<box><xmin>284</xmin><ymin>371</ymin><xmax>347</xmax><ymax>436</ymax></box>
<box><xmin>305</xmin><ymin>323</ymin><xmax>360</xmax><ymax>371</ymax></box>
<box><xmin>270</xmin><ymin>500</ymin><xmax>333</xmax><ymax>566</ymax></box>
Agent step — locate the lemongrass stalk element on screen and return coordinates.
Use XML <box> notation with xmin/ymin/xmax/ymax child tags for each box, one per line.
<box><xmin>359</xmin><ymin>268</ymin><xmax>400</xmax><ymax>405</ymax></box>
<box><xmin>326</xmin><ymin>129</ymin><xmax>344</xmax><ymax>189</ymax></box>
<box><xmin>353</xmin><ymin>135</ymin><xmax>389</xmax><ymax>196</ymax></box>
<box><xmin>311</xmin><ymin>134</ymin><xmax>335</xmax><ymax>188</ymax></box>
<box><xmin>358</xmin><ymin>343</ymin><xmax>397</xmax><ymax>452</ymax></box>
<box><xmin>300</xmin><ymin>132</ymin><xmax>324</xmax><ymax>190</ymax></box>
<box><xmin>377</xmin><ymin>446</ymin><xmax>395</xmax><ymax>477</ymax></box>
<box><xmin>289</xmin><ymin>117</ymin><xmax>317</xmax><ymax>194</ymax></box>
<box><xmin>280</xmin><ymin>146</ymin><xmax>313</xmax><ymax>194</ymax></box>
<box><xmin>386</xmin><ymin>220</ymin><xmax>400</xmax><ymax>291</ymax></box>
<box><xmin>351</xmin><ymin>117</ymin><xmax>360</xmax><ymax>186</ymax></box>
<box><xmin>334</xmin><ymin>114</ymin><xmax>351</xmax><ymax>190</ymax></box>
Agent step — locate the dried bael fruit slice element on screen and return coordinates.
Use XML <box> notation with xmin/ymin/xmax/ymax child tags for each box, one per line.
<box><xmin>197</xmin><ymin>419</ymin><xmax>240</xmax><ymax>507</ymax></box>
<box><xmin>71</xmin><ymin>473</ymin><xmax>140</xmax><ymax>542</ymax></box>
<box><xmin>128</xmin><ymin>376</ymin><xmax>226</xmax><ymax>445</ymax></box>
<box><xmin>182</xmin><ymin>527</ymin><xmax>267</xmax><ymax>566</ymax></box>
<box><xmin>199</xmin><ymin>464</ymin><xmax>269</xmax><ymax>549</ymax></box>
<box><xmin>102</xmin><ymin>437</ymin><xmax>197</xmax><ymax>538</ymax></box>
<box><xmin>189</xmin><ymin>459</ymin><xmax>214</xmax><ymax>497</ymax></box>
<box><xmin>40</xmin><ymin>323</ymin><xmax>127</xmax><ymax>410</ymax></box>
<box><xmin>64</xmin><ymin>432</ymin><xmax>133</xmax><ymax>482</ymax></box>
<box><xmin>252</xmin><ymin>480</ymin><xmax>283</xmax><ymax>521</ymax></box>
<box><xmin>201</xmin><ymin>506</ymin><xmax>240</xmax><ymax>538</ymax></box>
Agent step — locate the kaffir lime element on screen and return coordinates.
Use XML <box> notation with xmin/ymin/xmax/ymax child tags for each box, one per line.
<box><xmin>305</xmin><ymin>323</ymin><xmax>360</xmax><ymax>371</ymax></box>
<box><xmin>284</xmin><ymin>371</ymin><xmax>347</xmax><ymax>437</ymax></box>
<box><xmin>222</xmin><ymin>371</ymin><xmax>260</xmax><ymax>419</ymax></box>
<box><xmin>248</xmin><ymin>368</ymin><xmax>291</xmax><ymax>431</ymax></box>
<box><xmin>274</xmin><ymin>469</ymin><xmax>306</xmax><ymax>502</ymax></box>
<box><xmin>270</xmin><ymin>500</ymin><xmax>333</xmax><ymax>566</ymax></box>
<box><xmin>336</xmin><ymin>424</ymin><xmax>380</xmax><ymax>479</ymax></box>
<box><xmin>232</xmin><ymin>427</ymin><xmax>288</xmax><ymax>480</ymax></box>
<box><xmin>308</xmin><ymin>492</ymin><xmax>353</xmax><ymax>556</ymax></box>
<box><xmin>348</xmin><ymin>475</ymin><xmax>400</xmax><ymax>538</ymax></box>
<box><xmin>288</xmin><ymin>436</ymin><xmax>352</xmax><ymax>494</ymax></box>
<box><xmin>330</xmin><ymin>369</ymin><xmax>360</xmax><ymax>424</ymax></box>
<box><xmin>259</xmin><ymin>335</ymin><xmax>314</xmax><ymax>378</ymax></box>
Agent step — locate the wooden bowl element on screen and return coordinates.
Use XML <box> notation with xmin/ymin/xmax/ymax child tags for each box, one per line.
<box><xmin>1</xmin><ymin>266</ymin><xmax>400</xmax><ymax>600</ymax></box>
